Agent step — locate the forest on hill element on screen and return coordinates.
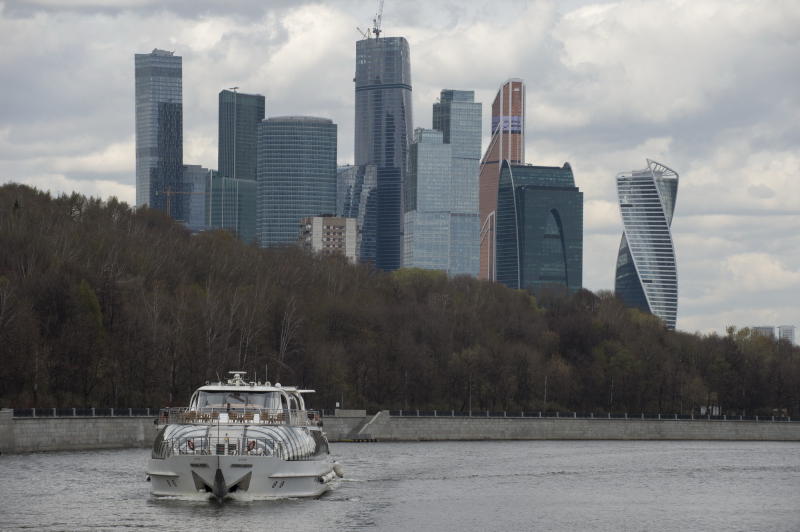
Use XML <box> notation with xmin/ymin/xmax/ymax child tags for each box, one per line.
<box><xmin>0</xmin><ymin>183</ymin><xmax>798</xmax><ymax>416</ymax></box>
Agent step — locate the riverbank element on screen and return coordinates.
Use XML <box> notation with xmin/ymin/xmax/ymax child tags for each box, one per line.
<box><xmin>2</xmin><ymin>408</ymin><xmax>798</xmax><ymax>454</ymax></box>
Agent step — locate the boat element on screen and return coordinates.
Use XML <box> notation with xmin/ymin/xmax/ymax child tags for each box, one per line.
<box><xmin>146</xmin><ymin>371</ymin><xmax>342</xmax><ymax>501</ymax></box>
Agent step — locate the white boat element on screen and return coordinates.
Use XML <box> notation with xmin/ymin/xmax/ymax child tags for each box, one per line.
<box><xmin>146</xmin><ymin>371</ymin><xmax>342</xmax><ymax>501</ymax></box>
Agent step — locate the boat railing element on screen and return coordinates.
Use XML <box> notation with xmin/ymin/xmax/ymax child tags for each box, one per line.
<box><xmin>152</xmin><ymin>436</ymin><xmax>288</xmax><ymax>460</ymax></box>
<box><xmin>158</xmin><ymin>407</ymin><xmax>321</xmax><ymax>427</ymax></box>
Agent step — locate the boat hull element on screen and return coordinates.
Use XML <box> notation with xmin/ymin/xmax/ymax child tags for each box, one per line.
<box><xmin>147</xmin><ymin>454</ymin><xmax>337</xmax><ymax>500</ymax></box>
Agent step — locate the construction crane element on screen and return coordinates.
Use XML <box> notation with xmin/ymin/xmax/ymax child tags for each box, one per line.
<box><xmin>356</xmin><ymin>0</ymin><xmax>385</xmax><ymax>39</ymax></box>
<box><xmin>372</xmin><ymin>0</ymin><xmax>384</xmax><ymax>38</ymax></box>
<box><xmin>158</xmin><ymin>186</ymin><xmax>205</xmax><ymax>221</ymax></box>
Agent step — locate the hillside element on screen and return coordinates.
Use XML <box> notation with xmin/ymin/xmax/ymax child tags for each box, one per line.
<box><xmin>0</xmin><ymin>183</ymin><xmax>798</xmax><ymax>415</ymax></box>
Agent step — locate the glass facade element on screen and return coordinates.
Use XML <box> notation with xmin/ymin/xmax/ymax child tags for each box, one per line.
<box><xmin>218</xmin><ymin>90</ymin><xmax>265</xmax><ymax>181</ymax></box>
<box><xmin>495</xmin><ymin>161</ymin><xmax>583</xmax><ymax>294</ymax></box>
<box><xmin>479</xmin><ymin>79</ymin><xmax>525</xmax><ymax>280</ymax></box>
<box><xmin>181</xmin><ymin>164</ymin><xmax>209</xmax><ymax>232</ymax></box>
<box><xmin>134</xmin><ymin>49</ymin><xmax>183</xmax><ymax>218</ymax></box>
<box><xmin>257</xmin><ymin>116</ymin><xmax>337</xmax><ymax>248</ymax></box>
<box><xmin>337</xmin><ymin>164</ymin><xmax>377</xmax><ymax>261</ymax></box>
<box><xmin>404</xmin><ymin>89</ymin><xmax>482</xmax><ymax>276</ymax></box>
<box><xmin>354</xmin><ymin>36</ymin><xmax>412</xmax><ymax>271</ymax></box>
<box><xmin>206</xmin><ymin>171</ymin><xmax>257</xmax><ymax>244</ymax></box>
<box><xmin>614</xmin><ymin>159</ymin><xmax>679</xmax><ymax>329</ymax></box>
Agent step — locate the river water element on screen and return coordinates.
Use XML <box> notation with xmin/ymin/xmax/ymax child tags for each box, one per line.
<box><xmin>1</xmin><ymin>441</ymin><xmax>798</xmax><ymax>531</ymax></box>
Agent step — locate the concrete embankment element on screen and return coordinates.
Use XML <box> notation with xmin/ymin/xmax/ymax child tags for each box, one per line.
<box><xmin>3</xmin><ymin>408</ymin><xmax>798</xmax><ymax>454</ymax></box>
<box><xmin>0</xmin><ymin>409</ymin><xmax>158</xmax><ymax>454</ymax></box>
<box><xmin>324</xmin><ymin>411</ymin><xmax>800</xmax><ymax>442</ymax></box>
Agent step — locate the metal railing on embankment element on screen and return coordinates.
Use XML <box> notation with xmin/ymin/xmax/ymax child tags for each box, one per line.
<box><xmin>13</xmin><ymin>408</ymin><xmax>157</xmax><ymax>418</ymax></box>
<box><xmin>387</xmin><ymin>410</ymin><xmax>796</xmax><ymax>423</ymax></box>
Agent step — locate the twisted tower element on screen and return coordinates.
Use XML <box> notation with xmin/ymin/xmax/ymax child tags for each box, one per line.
<box><xmin>614</xmin><ymin>159</ymin><xmax>679</xmax><ymax>329</ymax></box>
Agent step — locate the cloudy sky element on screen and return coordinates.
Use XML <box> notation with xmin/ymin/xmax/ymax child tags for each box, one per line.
<box><xmin>1</xmin><ymin>0</ymin><xmax>798</xmax><ymax>335</ymax></box>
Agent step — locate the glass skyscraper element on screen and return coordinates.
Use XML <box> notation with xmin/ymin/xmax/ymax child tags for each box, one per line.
<box><xmin>337</xmin><ymin>164</ymin><xmax>378</xmax><ymax>260</ymax></box>
<box><xmin>206</xmin><ymin>171</ymin><xmax>257</xmax><ymax>245</ymax></box>
<box><xmin>403</xmin><ymin>90</ymin><xmax>481</xmax><ymax>275</ymax></box>
<box><xmin>134</xmin><ymin>49</ymin><xmax>183</xmax><ymax>218</ymax></box>
<box><xmin>433</xmin><ymin>89</ymin><xmax>481</xmax><ymax>276</ymax></box>
<box><xmin>479</xmin><ymin>79</ymin><xmax>525</xmax><ymax>280</ymax></box>
<box><xmin>495</xmin><ymin>162</ymin><xmax>583</xmax><ymax>293</ymax></box>
<box><xmin>354</xmin><ymin>36</ymin><xmax>412</xmax><ymax>270</ymax></box>
<box><xmin>181</xmin><ymin>164</ymin><xmax>209</xmax><ymax>232</ymax></box>
<box><xmin>256</xmin><ymin>116</ymin><xmax>337</xmax><ymax>247</ymax></box>
<box><xmin>614</xmin><ymin>159</ymin><xmax>679</xmax><ymax>329</ymax></box>
<box><xmin>404</xmin><ymin>129</ymin><xmax>452</xmax><ymax>270</ymax></box>
<box><xmin>218</xmin><ymin>89</ymin><xmax>265</xmax><ymax>181</ymax></box>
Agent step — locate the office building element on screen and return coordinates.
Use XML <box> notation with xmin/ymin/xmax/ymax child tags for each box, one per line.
<box><xmin>299</xmin><ymin>216</ymin><xmax>358</xmax><ymax>262</ymax></box>
<box><xmin>218</xmin><ymin>89</ymin><xmax>265</xmax><ymax>181</ymax></box>
<box><xmin>432</xmin><ymin>89</ymin><xmax>481</xmax><ymax>276</ymax></box>
<box><xmin>134</xmin><ymin>49</ymin><xmax>183</xmax><ymax>218</ymax></box>
<box><xmin>495</xmin><ymin>162</ymin><xmax>583</xmax><ymax>293</ymax></box>
<box><xmin>479</xmin><ymin>79</ymin><xmax>525</xmax><ymax>280</ymax></box>
<box><xmin>404</xmin><ymin>129</ymin><xmax>452</xmax><ymax>271</ymax></box>
<box><xmin>338</xmin><ymin>164</ymin><xmax>378</xmax><ymax>262</ymax></box>
<box><xmin>614</xmin><ymin>159</ymin><xmax>679</xmax><ymax>330</ymax></box>
<box><xmin>257</xmin><ymin>116</ymin><xmax>337</xmax><ymax>247</ymax></box>
<box><xmin>206</xmin><ymin>171</ymin><xmax>256</xmax><ymax>244</ymax></box>
<box><xmin>181</xmin><ymin>164</ymin><xmax>209</xmax><ymax>232</ymax></box>
<box><xmin>354</xmin><ymin>35</ymin><xmax>412</xmax><ymax>270</ymax></box>
<box><xmin>777</xmin><ymin>325</ymin><xmax>796</xmax><ymax>344</ymax></box>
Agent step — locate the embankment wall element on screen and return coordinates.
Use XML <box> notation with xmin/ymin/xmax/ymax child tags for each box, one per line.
<box><xmin>0</xmin><ymin>409</ymin><xmax>158</xmax><ymax>454</ymax></box>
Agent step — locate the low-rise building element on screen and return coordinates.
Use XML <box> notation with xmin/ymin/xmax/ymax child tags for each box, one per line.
<box><xmin>299</xmin><ymin>216</ymin><xmax>357</xmax><ymax>263</ymax></box>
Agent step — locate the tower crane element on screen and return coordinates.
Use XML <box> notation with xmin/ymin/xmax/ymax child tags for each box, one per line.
<box><xmin>372</xmin><ymin>0</ymin><xmax>384</xmax><ymax>38</ymax></box>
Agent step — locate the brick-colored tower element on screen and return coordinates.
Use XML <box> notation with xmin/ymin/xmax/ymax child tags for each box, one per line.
<box><xmin>479</xmin><ymin>79</ymin><xmax>525</xmax><ymax>280</ymax></box>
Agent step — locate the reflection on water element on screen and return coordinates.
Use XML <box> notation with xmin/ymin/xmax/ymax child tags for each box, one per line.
<box><xmin>1</xmin><ymin>441</ymin><xmax>799</xmax><ymax>531</ymax></box>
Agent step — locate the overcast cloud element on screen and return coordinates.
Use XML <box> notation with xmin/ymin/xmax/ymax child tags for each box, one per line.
<box><xmin>1</xmin><ymin>0</ymin><xmax>798</xmax><ymax>335</ymax></box>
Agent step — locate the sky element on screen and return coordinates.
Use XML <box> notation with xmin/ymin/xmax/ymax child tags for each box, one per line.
<box><xmin>1</xmin><ymin>0</ymin><xmax>798</xmax><ymax>335</ymax></box>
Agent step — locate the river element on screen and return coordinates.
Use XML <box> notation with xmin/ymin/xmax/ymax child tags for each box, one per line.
<box><xmin>1</xmin><ymin>441</ymin><xmax>798</xmax><ymax>531</ymax></box>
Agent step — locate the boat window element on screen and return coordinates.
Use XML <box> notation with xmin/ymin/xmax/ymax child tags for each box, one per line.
<box><xmin>196</xmin><ymin>391</ymin><xmax>283</xmax><ymax>410</ymax></box>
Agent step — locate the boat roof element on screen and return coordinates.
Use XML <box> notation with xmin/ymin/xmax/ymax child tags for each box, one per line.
<box><xmin>194</xmin><ymin>371</ymin><xmax>315</xmax><ymax>394</ymax></box>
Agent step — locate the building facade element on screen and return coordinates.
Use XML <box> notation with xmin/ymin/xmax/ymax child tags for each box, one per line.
<box><xmin>432</xmin><ymin>89</ymin><xmax>481</xmax><ymax>276</ymax></box>
<box><xmin>206</xmin><ymin>171</ymin><xmax>256</xmax><ymax>244</ymax></box>
<box><xmin>181</xmin><ymin>164</ymin><xmax>210</xmax><ymax>232</ymax></box>
<box><xmin>614</xmin><ymin>159</ymin><xmax>679</xmax><ymax>330</ymax></box>
<box><xmin>218</xmin><ymin>89</ymin><xmax>265</xmax><ymax>181</ymax></box>
<box><xmin>404</xmin><ymin>129</ymin><xmax>452</xmax><ymax>271</ymax></box>
<box><xmin>299</xmin><ymin>216</ymin><xmax>358</xmax><ymax>262</ymax></box>
<box><xmin>257</xmin><ymin>116</ymin><xmax>337</xmax><ymax>247</ymax></box>
<box><xmin>479</xmin><ymin>79</ymin><xmax>525</xmax><ymax>280</ymax></box>
<box><xmin>354</xmin><ymin>35</ymin><xmax>412</xmax><ymax>270</ymax></box>
<box><xmin>337</xmin><ymin>164</ymin><xmax>378</xmax><ymax>261</ymax></box>
<box><xmin>495</xmin><ymin>161</ymin><xmax>583</xmax><ymax>293</ymax></box>
<box><xmin>134</xmin><ymin>49</ymin><xmax>183</xmax><ymax>218</ymax></box>
<box><xmin>777</xmin><ymin>325</ymin><xmax>796</xmax><ymax>344</ymax></box>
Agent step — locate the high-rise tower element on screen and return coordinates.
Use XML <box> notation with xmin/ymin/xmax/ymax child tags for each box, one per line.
<box><xmin>614</xmin><ymin>159</ymin><xmax>679</xmax><ymax>329</ymax></box>
<box><xmin>479</xmin><ymin>79</ymin><xmax>525</xmax><ymax>280</ymax></box>
<box><xmin>256</xmin><ymin>116</ymin><xmax>337</xmax><ymax>248</ymax></box>
<box><xmin>495</xmin><ymin>161</ymin><xmax>582</xmax><ymax>293</ymax></box>
<box><xmin>354</xmin><ymin>35</ymin><xmax>412</xmax><ymax>270</ymax></box>
<box><xmin>134</xmin><ymin>49</ymin><xmax>183</xmax><ymax>218</ymax></box>
<box><xmin>218</xmin><ymin>89</ymin><xmax>265</xmax><ymax>181</ymax></box>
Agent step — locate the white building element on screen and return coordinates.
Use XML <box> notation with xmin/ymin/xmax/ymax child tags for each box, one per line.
<box><xmin>777</xmin><ymin>325</ymin><xmax>796</xmax><ymax>344</ymax></box>
<box><xmin>299</xmin><ymin>216</ymin><xmax>357</xmax><ymax>263</ymax></box>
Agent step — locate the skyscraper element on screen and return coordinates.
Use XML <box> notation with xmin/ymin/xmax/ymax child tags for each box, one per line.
<box><xmin>432</xmin><ymin>89</ymin><xmax>482</xmax><ymax>276</ymax></box>
<box><xmin>257</xmin><ymin>116</ymin><xmax>337</xmax><ymax>247</ymax></box>
<box><xmin>181</xmin><ymin>164</ymin><xmax>209</xmax><ymax>232</ymax></box>
<box><xmin>479</xmin><ymin>79</ymin><xmax>525</xmax><ymax>280</ymax></box>
<box><xmin>495</xmin><ymin>161</ymin><xmax>582</xmax><ymax>293</ymax></box>
<box><xmin>404</xmin><ymin>129</ymin><xmax>452</xmax><ymax>271</ymax></box>
<box><xmin>218</xmin><ymin>89</ymin><xmax>265</xmax><ymax>181</ymax></box>
<box><xmin>207</xmin><ymin>171</ymin><xmax>257</xmax><ymax>244</ymax></box>
<box><xmin>338</xmin><ymin>164</ymin><xmax>378</xmax><ymax>262</ymax></box>
<box><xmin>134</xmin><ymin>49</ymin><xmax>183</xmax><ymax>218</ymax></box>
<box><xmin>615</xmin><ymin>159</ymin><xmax>679</xmax><ymax>330</ymax></box>
<box><xmin>354</xmin><ymin>35</ymin><xmax>412</xmax><ymax>270</ymax></box>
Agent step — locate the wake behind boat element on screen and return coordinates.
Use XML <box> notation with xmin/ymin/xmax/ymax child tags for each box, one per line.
<box><xmin>146</xmin><ymin>371</ymin><xmax>342</xmax><ymax>501</ymax></box>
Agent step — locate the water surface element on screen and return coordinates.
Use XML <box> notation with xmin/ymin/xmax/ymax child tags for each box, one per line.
<box><xmin>1</xmin><ymin>441</ymin><xmax>798</xmax><ymax>531</ymax></box>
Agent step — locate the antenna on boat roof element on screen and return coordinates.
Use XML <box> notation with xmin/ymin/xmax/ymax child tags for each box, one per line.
<box><xmin>265</xmin><ymin>362</ymin><xmax>268</xmax><ymax>383</ymax></box>
<box><xmin>215</xmin><ymin>371</ymin><xmax>220</xmax><ymax>382</ymax></box>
